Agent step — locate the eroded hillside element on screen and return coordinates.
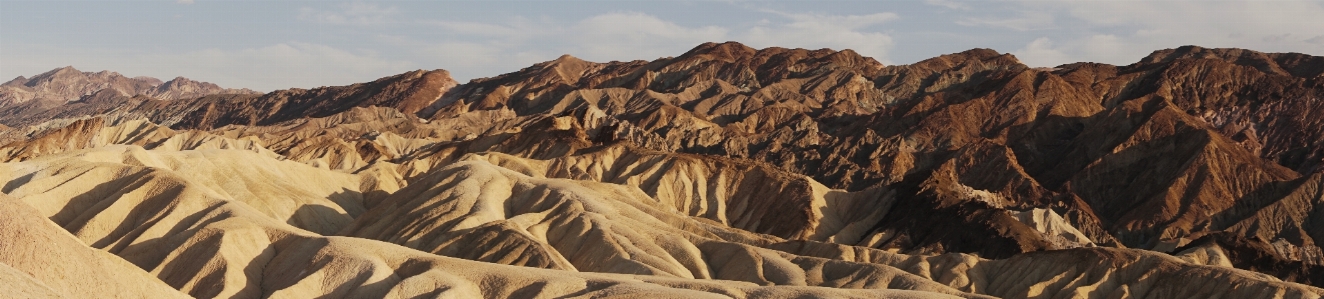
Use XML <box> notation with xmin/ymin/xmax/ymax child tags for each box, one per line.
<box><xmin>2</xmin><ymin>43</ymin><xmax>1323</xmax><ymax>298</ymax></box>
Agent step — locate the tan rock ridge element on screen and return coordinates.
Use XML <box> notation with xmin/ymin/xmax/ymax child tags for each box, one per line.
<box><xmin>1</xmin><ymin>146</ymin><xmax>987</xmax><ymax>298</ymax></box>
<box><xmin>3</xmin><ymin>42</ymin><xmax>1324</xmax><ymax>296</ymax></box>
<box><xmin>408</xmin><ymin>42</ymin><xmax>1324</xmax><ymax>259</ymax></box>
<box><xmin>1</xmin><ymin>144</ymin><xmax>1319</xmax><ymax>298</ymax></box>
<box><xmin>0</xmin><ymin>193</ymin><xmax>191</xmax><ymax>298</ymax></box>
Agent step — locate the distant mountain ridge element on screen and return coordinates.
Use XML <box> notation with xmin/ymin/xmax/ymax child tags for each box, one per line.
<box><xmin>0</xmin><ymin>66</ymin><xmax>258</xmax><ymax>117</ymax></box>
<box><xmin>3</xmin><ymin>43</ymin><xmax>1324</xmax><ymax>298</ymax></box>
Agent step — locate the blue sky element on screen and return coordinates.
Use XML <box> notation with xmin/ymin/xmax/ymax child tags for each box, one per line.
<box><xmin>3</xmin><ymin>0</ymin><xmax>1323</xmax><ymax>91</ymax></box>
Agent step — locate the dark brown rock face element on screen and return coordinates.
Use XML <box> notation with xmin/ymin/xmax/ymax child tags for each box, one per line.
<box><xmin>5</xmin><ymin>42</ymin><xmax>1324</xmax><ymax>287</ymax></box>
<box><xmin>412</xmin><ymin>43</ymin><xmax>1324</xmax><ymax>257</ymax></box>
<box><xmin>410</xmin><ymin>43</ymin><xmax>1324</xmax><ymax>270</ymax></box>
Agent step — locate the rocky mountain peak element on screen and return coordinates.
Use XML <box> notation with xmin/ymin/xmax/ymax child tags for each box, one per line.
<box><xmin>25</xmin><ymin>66</ymin><xmax>81</xmax><ymax>85</ymax></box>
<box><xmin>3</xmin><ymin>43</ymin><xmax>1324</xmax><ymax>297</ymax></box>
<box><xmin>551</xmin><ymin>53</ymin><xmax>583</xmax><ymax>63</ymax></box>
<box><xmin>0</xmin><ymin>66</ymin><xmax>258</xmax><ymax>111</ymax></box>
<box><xmin>681</xmin><ymin>41</ymin><xmax>758</xmax><ymax>61</ymax></box>
<box><xmin>1134</xmin><ymin>45</ymin><xmax>1324</xmax><ymax>78</ymax></box>
<box><xmin>46</xmin><ymin>65</ymin><xmax>79</xmax><ymax>76</ymax></box>
<box><xmin>1</xmin><ymin>76</ymin><xmax>26</xmax><ymax>87</ymax></box>
<box><xmin>539</xmin><ymin>55</ymin><xmax>596</xmax><ymax>84</ymax></box>
<box><xmin>145</xmin><ymin>76</ymin><xmax>257</xmax><ymax>100</ymax></box>
<box><xmin>923</xmin><ymin>48</ymin><xmax>1019</xmax><ymax>68</ymax></box>
<box><xmin>134</xmin><ymin>76</ymin><xmax>166</xmax><ymax>85</ymax></box>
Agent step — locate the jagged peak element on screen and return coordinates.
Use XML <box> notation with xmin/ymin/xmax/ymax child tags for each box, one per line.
<box><xmin>1</xmin><ymin>76</ymin><xmax>27</xmax><ymax>87</ymax></box>
<box><xmin>135</xmin><ymin>76</ymin><xmax>165</xmax><ymax>86</ymax></box>
<box><xmin>954</xmin><ymin>48</ymin><xmax>1010</xmax><ymax>61</ymax></box>
<box><xmin>1134</xmin><ymin>45</ymin><xmax>1315</xmax><ymax>66</ymax></box>
<box><xmin>1132</xmin><ymin>45</ymin><xmax>1324</xmax><ymax>77</ymax></box>
<box><xmin>672</xmin><ymin>42</ymin><xmax>886</xmax><ymax>76</ymax></box>
<box><xmin>5</xmin><ymin>41</ymin><xmax>1324</xmax><ymax>298</ymax></box>
<box><xmin>521</xmin><ymin>54</ymin><xmax>591</xmax><ymax>69</ymax></box>
<box><xmin>357</xmin><ymin>69</ymin><xmax>430</xmax><ymax>85</ymax></box>
<box><xmin>157</xmin><ymin>76</ymin><xmax>193</xmax><ymax>86</ymax></box>
<box><xmin>822</xmin><ymin>48</ymin><xmax>886</xmax><ymax>70</ymax></box>
<box><xmin>415</xmin><ymin>69</ymin><xmax>458</xmax><ymax>87</ymax></box>
<box><xmin>519</xmin><ymin>54</ymin><xmax>596</xmax><ymax>84</ymax></box>
<box><xmin>424</xmin><ymin>68</ymin><xmax>452</xmax><ymax>77</ymax></box>
<box><xmin>24</xmin><ymin>66</ymin><xmax>151</xmax><ymax>85</ymax></box>
<box><xmin>53</xmin><ymin>65</ymin><xmax>79</xmax><ymax>73</ymax></box>
<box><xmin>1139</xmin><ymin>45</ymin><xmax>1213</xmax><ymax>64</ymax></box>
<box><xmin>29</xmin><ymin>66</ymin><xmax>82</xmax><ymax>81</ymax></box>
<box><xmin>681</xmin><ymin>41</ymin><xmax>757</xmax><ymax>60</ymax></box>
<box><xmin>904</xmin><ymin>48</ymin><xmax>1021</xmax><ymax>70</ymax></box>
<box><xmin>552</xmin><ymin>54</ymin><xmax>585</xmax><ymax>63</ymax></box>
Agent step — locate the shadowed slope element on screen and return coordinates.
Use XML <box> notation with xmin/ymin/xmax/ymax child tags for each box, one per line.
<box><xmin>0</xmin><ymin>194</ymin><xmax>191</xmax><ymax>298</ymax></box>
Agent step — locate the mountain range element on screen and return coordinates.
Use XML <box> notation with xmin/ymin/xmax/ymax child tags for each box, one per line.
<box><xmin>1</xmin><ymin>42</ymin><xmax>1323</xmax><ymax>298</ymax></box>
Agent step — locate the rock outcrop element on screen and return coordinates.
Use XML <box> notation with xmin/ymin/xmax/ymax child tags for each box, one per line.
<box><xmin>2</xmin><ymin>42</ymin><xmax>1324</xmax><ymax>298</ymax></box>
<box><xmin>0</xmin><ymin>67</ymin><xmax>259</xmax><ymax>128</ymax></box>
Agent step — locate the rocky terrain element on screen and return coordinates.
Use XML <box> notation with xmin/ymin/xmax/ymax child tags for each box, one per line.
<box><xmin>2</xmin><ymin>42</ymin><xmax>1323</xmax><ymax>298</ymax></box>
<box><xmin>0</xmin><ymin>66</ymin><xmax>259</xmax><ymax>128</ymax></box>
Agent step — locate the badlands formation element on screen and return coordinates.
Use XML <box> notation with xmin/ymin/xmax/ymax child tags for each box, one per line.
<box><xmin>2</xmin><ymin>42</ymin><xmax>1324</xmax><ymax>298</ymax></box>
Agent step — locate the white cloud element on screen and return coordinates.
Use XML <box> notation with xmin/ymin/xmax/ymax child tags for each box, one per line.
<box><xmin>3</xmin><ymin>8</ymin><xmax>905</xmax><ymax>91</ymax></box>
<box><xmin>1012</xmin><ymin>37</ymin><xmax>1072</xmax><ymax>67</ymax></box>
<box><xmin>409</xmin><ymin>10</ymin><xmax>902</xmax><ymax>79</ymax></box>
<box><xmin>426</xmin><ymin>20</ymin><xmax>537</xmax><ymax>39</ymax></box>
<box><xmin>408</xmin><ymin>12</ymin><xmax>731</xmax><ymax>78</ymax></box>
<box><xmin>568</xmin><ymin>12</ymin><xmax>729</xmax><ymax>61</ymax></box>
<box><xmin>957</xmin><ymin>11</ymin><xmax>1053</xmax><ymax>31</ymax></box>
<box><xmin>924</xmin><ymin>0</ymin><xmax>971</xmax><ymax>11</ymax></box>
<box><xmin>298</xmin><ymin>2</ymin><xmax>398</xmax><ymax>25</ymax></box>
<box><xmin>740</xmin><ymin>11</ymin><xmax>898</xmax><ymax>63</ymax></box>
<box><xmin>9</xmin><ymin>1</ymin><xmax>1324</xmax><ymax>92</ymax></box>
<box><xmin>3</xmin><ymin>41</ymin><xmax>412</xmax><ymax>91</ymax></box>
<box><xmin>379</xmin><ymin>35</ymin><xmax>531</xmax><ymax>76</ymax></box>
<box><xmin>165</xmin><ymin>42</ymin><xmax>414</xmax><ymax>90</ymax></box>
<box><xmin>992</xmin><ymin>0</ymin><xmax>1324</xmax><ymax>65</ymax></box>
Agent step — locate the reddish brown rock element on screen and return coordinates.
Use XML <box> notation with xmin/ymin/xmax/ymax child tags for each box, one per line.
<box><xmin>4</xmin><ymin>42</ymin><xmax>1324</xmax><ymax>292</ymax></box>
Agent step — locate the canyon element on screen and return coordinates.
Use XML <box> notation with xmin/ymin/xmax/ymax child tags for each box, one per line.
<box><xmin>2</xmin><ymin>42</ymin><xmax>1323</xmax><ymax>298</ymax></box>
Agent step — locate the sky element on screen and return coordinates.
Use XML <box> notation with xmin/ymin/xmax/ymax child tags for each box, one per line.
<box><xmin>2</xmin><ymin>0</ymin><xmax>1323</xmax><ymax>92</ymax></box>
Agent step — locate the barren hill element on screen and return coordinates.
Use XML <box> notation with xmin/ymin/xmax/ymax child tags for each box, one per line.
<box><xmin>0</xmin><ymin>67</ymin><xmax>259</xmax><ymax>128</ymax></box>
<box><xmin>2</xmin><ymin>42</ymin><xmax>1324</xmax><ymax>298</ymax></box>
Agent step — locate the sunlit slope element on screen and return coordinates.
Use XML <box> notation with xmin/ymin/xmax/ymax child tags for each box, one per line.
<box><xmin>0</xmin><ymin>146</ymin><xmax>979</xmax><ymax>298</ymax></box>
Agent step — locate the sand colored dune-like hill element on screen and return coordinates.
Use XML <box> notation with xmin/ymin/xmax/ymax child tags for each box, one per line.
<box><xmin>3</xmin><ymin>43</ymin><xmax>1324</xmax><ymax>298</ymax></box>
